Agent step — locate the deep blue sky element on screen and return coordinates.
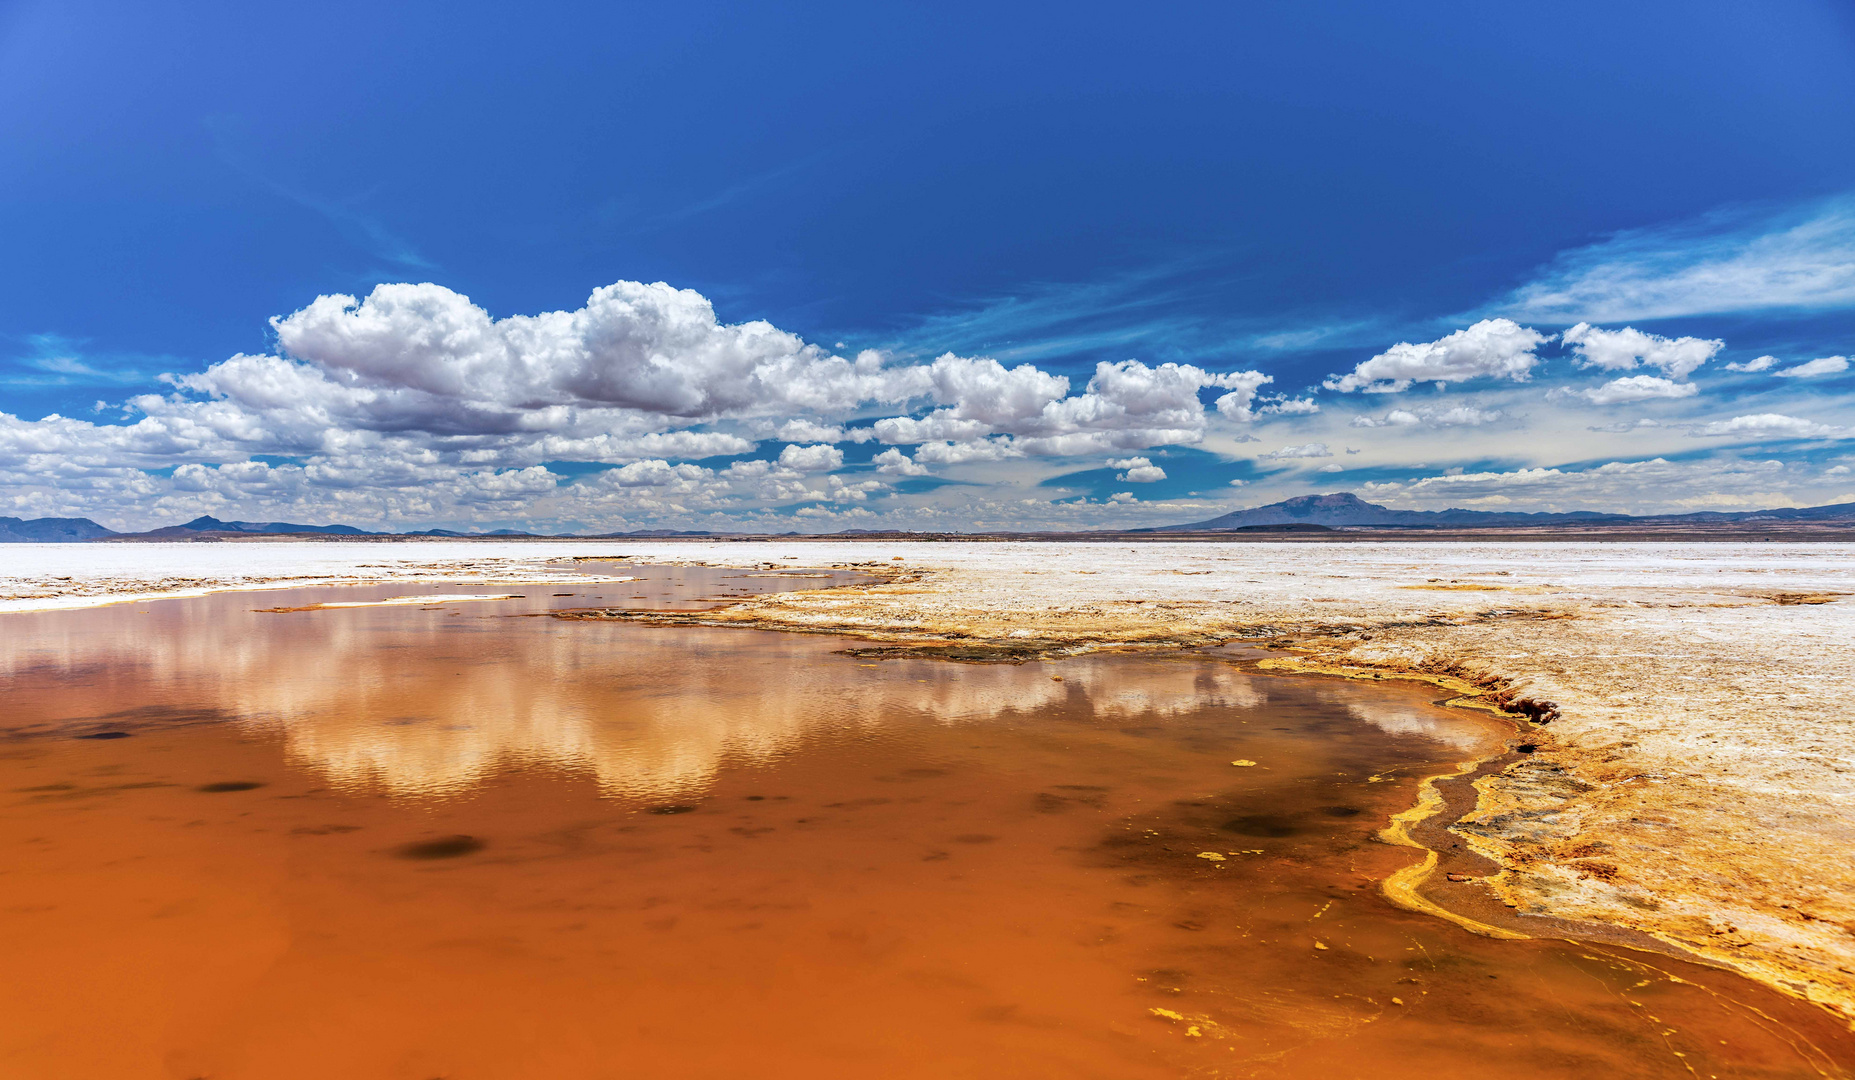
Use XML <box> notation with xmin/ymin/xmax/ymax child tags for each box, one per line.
<box><xmin>2</xmin><ymin>0</ymin><xmax>1853</xmax><ymax>529</ymax></box>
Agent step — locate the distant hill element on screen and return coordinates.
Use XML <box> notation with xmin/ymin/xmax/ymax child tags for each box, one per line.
<box><xmin>1652</xmin><ymin>503</ymin><xmax>1855</xmax><ymax>523</ymax></box>
<box><xmin>1154</xmin><ymin>492</ymin><xmax>1855</xmax><ymax>531</ymax></box>
<box><xmin>142</xmin><ymin>515</ymin><xmax>374</xmax><ymax>537</ymax></box>
<box><xmin>0</xmin><ymin>516</ymin><xmax>118</xmax><ymax>542</ymax></box>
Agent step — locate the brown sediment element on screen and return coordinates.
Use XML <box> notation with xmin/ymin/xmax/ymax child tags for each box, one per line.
<box><xmin>6</xmin><ymin>573</ymin><xmax>1855</xmax><ymax>1075</ymax></box>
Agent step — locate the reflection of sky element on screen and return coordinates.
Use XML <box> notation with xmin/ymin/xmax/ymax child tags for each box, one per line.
<box><xmin>262</xmin><ymin>650</ymin><xmax>1274</xmax><ymax>799</ymax></box>
<box><xmin>0</xmin><ymin>595</ymin><xmax>1281</xmax><ymax>799</ymax></box>
<box><xmin>3</xmin><ymin>592</ymin><xmax>1496</xmax><ymax>799</ymax></box>
<box><xmin>1337</xmin><ymin>696</ymin><xmax>1492</xmax><ymax>753</ymax></box>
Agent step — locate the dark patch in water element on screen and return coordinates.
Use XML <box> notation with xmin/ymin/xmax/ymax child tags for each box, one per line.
<box><xmin>45</xmin><ymin>705</ymin><xmax>237</xmax><ymax>739</ymax></box>
<box><xmin>395</xmin><ymin>835</ymin><xmax>484</xmax><ymax>859</ymax></box>
<box><xmin>1320</xmin><ymin>805</ymin><xmax>1365</xmax><ymax>818</ymax></box>
<box><xmin>196</xmin><ymin>781</ymin><xmax>265</xmax><ymax>793</ymax></box>
<box><xmin>649</xmin><ymin>805</ymin><xmax>698</xmax><ymax>815</ymax></box>
<box><xmin>824</xmin><ymin>797</ymin><xmax>892</xmax><ymax>810</ymax></box>
<box><xmin>1222</xmin><ymin>814</ymin><xmax>1300</xmax><ymax>837</ymax></box>
<box><xmin>953</xmin><ymin>833</ymin><xmax>997</xmax><ymax>844</ymax></box>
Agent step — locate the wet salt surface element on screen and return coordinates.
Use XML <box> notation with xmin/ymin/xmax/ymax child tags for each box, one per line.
<box><xmin>1</xmin><ymin>569</ymin><xmax>1849</xmax><ymax>1079</ymax></box>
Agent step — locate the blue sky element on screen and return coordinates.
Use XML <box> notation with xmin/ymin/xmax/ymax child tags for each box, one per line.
<box><xmin>3</xmin><ymin>0</ymin><xmax>1853</xmax><ymax>531</ymax></box>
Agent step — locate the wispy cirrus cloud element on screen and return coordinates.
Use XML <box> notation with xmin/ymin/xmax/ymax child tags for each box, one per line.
<box><xmin>886</xmin><ymin>261</ymin><xmax>1233</xmax><ymax>365</ymax></box>
<box><xmin>1486</xmin><ymin>194</ymin><xmax>1855</xmax><ymax>324</ymax></box>
<box><xmin>627</xmin><ymin>153</ymin><xmax>832</xmax><ymax>233</ymax></box>
<box><xmin>2</xmin><ymin>333</ymin><xmax>163</xmax><ymax>388</ymax></box>
<box><xmin>209</xmin><ymin>122</ymin><xmax>433</xmax><ymax>272</ymax></box>
<box><xmin>880</xmin><ymin>259</ymin><xmax>1388</xmax><ymax>367</ymax></box>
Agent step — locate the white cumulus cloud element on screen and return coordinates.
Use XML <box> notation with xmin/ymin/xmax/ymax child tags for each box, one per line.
<box><xmin>871</xmin><ymin>448</ymin><xmax>928</xmax><ymax>476</ymax></box>
<box><xmin>912</xmin><ymin>438</ymin><xmax>1023</xmax><ymax>465</ymax></box>
<box><xmin>593</xmin><ymin>459</ymin><xmax>714</xmax><ymax>488</ymax></box>
<box><xmin>776</xmin><ymin>443</ymin><xmax>845</xmax><ymax>472</ymax></box>
<box><xmin>1573</xmin><ymin>375</ymin><xmax>1702</xmax><ymax>404</ymax></box>
<box><xmin>0</xmin><ymin>277</ymin><xmax>1290</xmax><ymax>529</ymax></box>
<box><xmin>1254</xmin><ymin>395</ymin><xmax>1319</xmax><ymax>416</ymax></box>
<box><xmin>1561</xmin><ymin>324</ymin><xmax>1721</xmax><ymax>379</ymax></box>
<box><xmin>772</xmin><ymin>419</ymin><xmax>876</xmax><ymax>444</ymax></box>
<box><xmin>876</xmin><ymin>358</ymin><xmax>1268</xmax><ymax>454</ymax></box>
<box><xmin>1107</xmin><ymin>457</ymin><xmax>1166</xmax><ymax>482</ymax></box>
<box><xmin>1324</xmin><ymin>319</ymin><xmax>1549</xmax><ymax>393</ymax></box>
<box><xmin>1691</xmin><ymin>414</ymin><xmax>1846</xmax><ymax>439</ymax></box>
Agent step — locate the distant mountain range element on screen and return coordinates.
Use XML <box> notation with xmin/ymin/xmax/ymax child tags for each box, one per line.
<box><xmin>1153</xmin><ymin>492</ymin><xmax>1855</xmax><ymax>530</ymax></box>
<box><xmin>3</xmin><ymin>493</ymin><xmax>1853</xmax><ymax>542</ymax></box>
<box><xmin>90</xmin><ymin>516</ymin><xmax>715</xmax><ymax>540</ymax></box>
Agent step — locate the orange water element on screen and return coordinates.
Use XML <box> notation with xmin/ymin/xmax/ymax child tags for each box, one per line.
<box><xmin>1</xmin><ymin>571</ymin><xmax>1848</xmax><ymax>1078</ymax></box>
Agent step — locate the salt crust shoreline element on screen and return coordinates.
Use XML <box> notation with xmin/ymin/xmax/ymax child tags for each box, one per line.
<box><xmin>4</xmin><ymin>539</ymin><xmax>1852</xmax><ymax>1022</ymax></box>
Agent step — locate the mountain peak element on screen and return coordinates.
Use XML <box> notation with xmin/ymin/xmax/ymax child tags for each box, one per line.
<box><xmin>168</xmin><ymin>516</ymin><xmax>370</xmax><ymax>535</ymax></box>
<box><xmin>1271</xmin><ymin>492</ymin><xmax>1381</xmax><ymax>517</ymax></box>
<box><xmin>1150</xmin><ymin>492</ymin><xmax>1412</xmax><ymax>530</ymax></box>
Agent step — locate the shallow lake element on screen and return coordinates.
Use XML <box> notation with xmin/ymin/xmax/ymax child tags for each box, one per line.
<box><xmin>1</xmin><ymin>567</ymin><xmax>1848</xmax><ymax>1078</ymax></box>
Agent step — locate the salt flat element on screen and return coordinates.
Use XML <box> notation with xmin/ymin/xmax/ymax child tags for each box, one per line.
<box><xmin>5</xmin><ymin>538</ymin><xmax>1852</xmax><ymax>1020</ymax></box>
